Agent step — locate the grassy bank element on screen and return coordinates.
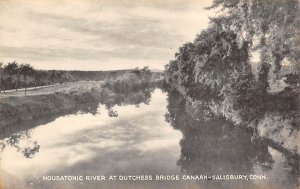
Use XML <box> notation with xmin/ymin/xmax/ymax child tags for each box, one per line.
<box><xmin>0</xmin><ymin>79</ymin><xmax>160</xmax><ymax>139</ymax></box>
<box><xmin>0</xmin><ymin>81</ymin><xmax>104</xmax><ymax>129</ymax></box>
<box><xmin>0</xmin><ymin>81</ymin><xmax>103</xmax><ymax>98</ymax></box>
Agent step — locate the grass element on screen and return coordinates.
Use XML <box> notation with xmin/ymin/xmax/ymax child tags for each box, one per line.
<box><xmin>0</xmin><ymin>81</ymin><xmax>105</xmax><ymax>129</ymax></box>
<box><xmin>0</xmin><ymin>81</ymin><xmax>103</xmax><ymax>99</ymax></box>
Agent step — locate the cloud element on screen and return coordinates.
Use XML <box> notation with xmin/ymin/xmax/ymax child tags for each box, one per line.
<box><xmin>0</xmin><ymin>45</ymin><xmax>170</xmax><ymax>61</ymax></box>
<box><xmin>0</xmin><ymin>0</ymin><xmax>214</xmax><ymax>70</ymax></box>
<box><xmin>27</xmin><ymin>12</ymin><xmax>183</xmax><ymax>48</ymax></box>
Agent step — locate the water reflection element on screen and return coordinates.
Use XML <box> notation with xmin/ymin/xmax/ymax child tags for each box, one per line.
<box><xmin>165</xmin><ymin>89</ymin><xmax>299</xmax><ymax>189</ymax></box>
<box><xmin>0</xmin><ymin>131</ymin><xmax>40</xmax><ymax>158</ymax></box>
<box><xmin>0</xmin><ymin>89</ymin><xmax>185</xmax><ymax>189</ymax></box>
<box><xmin>0</xmin><ymin>87</ymin><xmax>155</xmax><ymax>158</ymax></box>
<box><xmin>102</xmin><ymin>87</ymin><xmax>154</xmax><ymax>117</ymax></box>
<box><xmin>0</xmin><ymin>87</ymin><xmax>298</xmax><ymax>189</ymax></box>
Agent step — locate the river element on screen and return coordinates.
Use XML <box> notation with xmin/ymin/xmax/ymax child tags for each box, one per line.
<box><xmin>0</xmin><ymin>89</ymin><xmax>298</xmax><ymax>189</ymax></box>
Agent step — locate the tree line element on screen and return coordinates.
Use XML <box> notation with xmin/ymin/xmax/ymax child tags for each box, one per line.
<box><xmin>103</xmin><ymin>66</ymin><xmax>159</xmax><ymax>93</ymax></box>
<box><xmin>164</xmin><ymin>0</ymin><xmax>299</xmax><ymax>136</ymax></box>
<box><xmin>0</xmin><ymin>62</ymin><xmax>73</xmax><ymax>94</ymax></box>
<box><xmin>0</xmin><ymin>62</ymin><xmax>162</xmax><ymax>95</ymax></box>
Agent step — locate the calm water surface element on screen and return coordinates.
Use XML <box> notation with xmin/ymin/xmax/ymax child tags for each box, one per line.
<box><xmin>0</xmin><ymin>89</ymin><xmax>298</xmax><ymax>189</ymax></box>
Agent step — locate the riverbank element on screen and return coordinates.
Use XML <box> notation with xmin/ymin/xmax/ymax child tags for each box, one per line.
<box><xmin>0</xmin><ymin>81</ymin><xmax>104</xmax><ymax>98</ymax></box>
<box><xmin>167</xmin><ymin>84</ymin><xmax>299</xmax><ymax>158</ymax></box>
<box><xmin>0</xmin><ymin>81</ymin><xmax>104</xmax><ymax>129</ymax></box>
<box><xmin>0</xmin><ymin>80</ymin><xmax>161</xmax><ymax>139</ymax></box>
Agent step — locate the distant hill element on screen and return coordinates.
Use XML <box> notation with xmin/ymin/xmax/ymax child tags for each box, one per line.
<box><xmin>150</xmin><ymin>68</ymin><xmax>163</xmax><ymax>73</ymax></box>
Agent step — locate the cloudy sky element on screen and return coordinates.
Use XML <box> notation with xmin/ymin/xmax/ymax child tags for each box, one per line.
<box><xmin>0</xmin><ymin>0</ymin><xmax>214</xmax><ymax>71</ymax></box>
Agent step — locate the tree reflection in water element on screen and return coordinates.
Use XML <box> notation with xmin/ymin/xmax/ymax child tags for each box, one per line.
<box><xmin>0</xmin><ymin>130</ymin><xmax>40</xmax><ymax>158</ymax></box>
<box><xmin>102</xmin><ymin>86</ymin><xmax>154</xmax><ymax>117</ymax></box>
<box><xmin>165</xmin><ymin>89</ymin><xmax>299</xmax><ymax>189</ymax></box>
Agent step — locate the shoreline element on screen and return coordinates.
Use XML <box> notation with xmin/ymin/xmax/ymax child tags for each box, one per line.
<box><xmin>166</xmin><ymin>84</ymin><xmax>299</xmax><ymax>158</ymax></box>
<box><xmin>0</xmin><ymin>81</ymin><xmax>105</xmax><ymax>131</ymax></box>
<box><xmin>1</xmin><ymin>80</ymin><xmax>298</xmax><ymax>159</ymax></box>
<box><xmin>0</xmin><ymin>80</ymin><xmax>160</xmax><ymax>138</ymax></box>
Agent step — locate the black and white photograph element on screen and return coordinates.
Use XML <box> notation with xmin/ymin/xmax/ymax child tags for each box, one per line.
<box><xmin>0</xmin><ymin>0</ymin><xmax>299</xmax><ymax>189</ymax></box>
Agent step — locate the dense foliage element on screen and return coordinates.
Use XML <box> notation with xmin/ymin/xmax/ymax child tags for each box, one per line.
<box><xmin>102</xmin><ymin>66</ymin><xmax>158</xmax><ymax>93</ymax></box>
<box><xmin>165</xmin><ymin>0</ymin><xmax>299</xmax><ymax>95</ymax></box>
<box><xmin>164</xmin><ymin>0</ymin><xmax>299</xmax><ymax>153</ymax></box>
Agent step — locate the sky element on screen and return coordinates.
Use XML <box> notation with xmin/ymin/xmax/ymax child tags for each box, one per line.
<box><xmin>0</xmin><ymin>0</ymin><xmax>214</xmax><ymax>71</ymax></box>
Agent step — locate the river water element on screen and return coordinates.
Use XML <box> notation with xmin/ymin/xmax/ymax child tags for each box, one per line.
<box><xmin>0</xmin><ymin>89</ymin><xmax>298</xmax><ymax>189</ymax></box>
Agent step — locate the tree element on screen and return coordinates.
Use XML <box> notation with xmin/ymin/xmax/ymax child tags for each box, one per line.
<box><xmin>141</xmin><ymin>66</ymin><xmax>151</xmax><ymax>81</ymax></box>
<box><xmin>207</xmin><ymin>0</ymin><xmax>300</xmax><ymax>88</ymax></box>
<box><xmin>4</xmin><ymin>61</ymin><xmax>20</xmax><ymax>91</ymax></box>
<box><xmin>33</xmin><ymin>70</ymin><xmax>43</xmax><ymax>89</ymax></box>
<box><xmin>19</xmin><ymin>64</ymin><xmax>34</xmax><ymax>95</ymax></box>
<box><xmin>165</xmin><ymin>26</ymin><xmax>252</xmax><ymax>100</ymax></box>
